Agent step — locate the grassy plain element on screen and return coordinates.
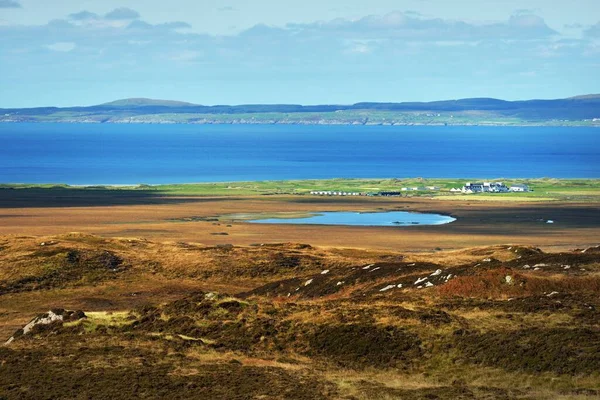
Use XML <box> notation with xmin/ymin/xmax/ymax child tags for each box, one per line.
<box><xmin>3</xmin><ymin>177</ymin><xmax>600</xmax><ymax>200</ymax></box>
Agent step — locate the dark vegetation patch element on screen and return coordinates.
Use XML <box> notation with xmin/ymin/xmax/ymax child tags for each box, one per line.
<box><xmin>128</xmin><ymin>293</ymin><xmax>284</xmax><ymax>352</ymax></box>
<box><xmin>250</xmin><ymin>243</ymin><xmax>313</xmax><ymax>250</ymax></box>
<box><xmin>0</xmin><ymin>345</ymin><xmax>335</xmax><ymax>400</ymax></box>
<box><xmin>415</xmin><ymin>309</ymin><xmax>453</xmax><ymax>325</ymax></box>
<box><xmin>0</xmin><ymin>249</ymin><xmax>125</xmax><ymax>295</ymax></box>
<box><xmin>51</xmin><ymin>308</ymin><xmax>87</xmax><ymax>321</ymax></box>
<box><xmin>239</xmin><ymin>277</ymin><xmax>305</xmax><ymax>297</ymax></box>
<box><xmin>126</xmin><ymin>293</ymin><xmax>424</xmax><ymax>369</ymax></box>
<box><xmin>507</xmin><ymin>246</ymin><xmax>544</xmax><ymax>258</ymax></box>
<box><xmin>306</xmin><ymin>323</ymin><xmax>422</xmax><ymax>369</ymax></box>
<box><xmin>0</xmin><ymin>186</ymin><xmax>209</xmax><ymax>208</ymax></box>
<box><xmin>169</xmin><ymin>216</ymin><xmax>220</xmax><ymax>222</ymax></box>
<box><xmin>225</xmin><ymin>251</ymin><xmax>325</xmax><ymax>279</ymax></box>
<box><xmin>331</xmin><ymin>304</ymin><xmax>453</xmax><ymax>326</ymax></box>
<box><xmin>173</xmin><ymin>247</ymin><xmax>332</xmax><ymax>280</ymax></box>
<box><xmin>456</xmin><ymin>328</ymin><xmax>600</xmax><ymax>374</ymax></box>
<box><xmin>355</xmin><ymin>380</ymin><xmax>528</xmax><ymax>400</ymax></box>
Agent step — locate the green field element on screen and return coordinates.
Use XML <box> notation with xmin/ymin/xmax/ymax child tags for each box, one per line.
<box><xmin>2</xmin><ymin>178</ymin><xmax>600</xmax><ymax>202</ymax></box>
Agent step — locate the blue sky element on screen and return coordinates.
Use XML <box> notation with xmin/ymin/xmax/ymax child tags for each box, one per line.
<box><xmin>1</xmin><ymin>0</ymin><xmax>599</xmax><ymax>107</ymax></box>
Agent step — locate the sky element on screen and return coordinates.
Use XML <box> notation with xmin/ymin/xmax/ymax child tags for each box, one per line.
<box><xmin>1</xmin><ymin>0</ymin><xmax>599</xmax><ymax>107</ymax></box>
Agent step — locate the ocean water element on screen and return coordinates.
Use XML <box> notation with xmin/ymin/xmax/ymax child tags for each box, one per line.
<box><xmin>248</xmin><ymin>211</ymin><xmax>456</xmax><ymax>226</ymax></box>
<box><xmin>0</xmin><ymin>123</ymin><xmax>598</xmax><ymax>184</ymax></box>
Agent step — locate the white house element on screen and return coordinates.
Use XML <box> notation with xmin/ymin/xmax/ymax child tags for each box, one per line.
<box><xmin>462</xmin><ymin>182</ymin><xmax>509</xmax><ymax>193</ymax></box>
<box><xmin>462</xmin><ymin>182</ymin><xmax>485</xmax><ymax>193</ymax></box>
<box><xmin>485</xmin><ymin>182</ymin><xmax>509</xmax><ymax>193</ymax></box>
<box><xmin>510</xmin><ymin>184</ymin><xmax>530</xmax><ymax>192</ymax></box>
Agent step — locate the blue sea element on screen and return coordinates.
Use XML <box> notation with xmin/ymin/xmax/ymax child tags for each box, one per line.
<box><xmin>0</xmin><ymin>123</ymin><xmax>598</xmax><ymax>184</ymax></box>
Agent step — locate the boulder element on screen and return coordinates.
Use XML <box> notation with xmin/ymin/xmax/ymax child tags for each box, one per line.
<box><xmin>4</xmin><ymin>309</ymin><xmax>86</xmax><ymax>345</ymax></box>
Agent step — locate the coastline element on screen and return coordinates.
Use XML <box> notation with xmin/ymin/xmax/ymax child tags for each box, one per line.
<box><xmin>2</xmin><ymin>177</ymin><xmax>600</xmax><ymax>199</ymax></box>
<box><xmin>1</xmin><ymin>120</ymin><xmax>598</xmax><ymax>127</ymax></box>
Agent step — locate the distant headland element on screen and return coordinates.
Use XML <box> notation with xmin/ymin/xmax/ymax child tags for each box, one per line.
<box><xmin>1</xmin><ymin>95</ymin><xmax>599</xmax><ymax>126</ymax></box>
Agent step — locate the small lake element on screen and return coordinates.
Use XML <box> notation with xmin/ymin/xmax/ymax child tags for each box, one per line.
<box><xmin>247</xmin><ymin>211</ymin><xmax>456</xmax><ymax>226</ymax></box>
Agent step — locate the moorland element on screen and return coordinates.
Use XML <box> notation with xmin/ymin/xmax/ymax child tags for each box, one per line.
<box><xmin>1</xmin><ymin>178</ymin><xmax>599</xmax><ymax>399</ymax></box>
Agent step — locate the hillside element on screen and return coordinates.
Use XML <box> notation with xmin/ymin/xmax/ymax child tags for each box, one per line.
<box><xmin>99</xmin><ymin>98</ymin><xmax>198</xmax><ymax>108</ymax></box>
<box><xmin>1</xmin><ymin>95</ymin><xmax>599</xmax><ymax>126</ymax></box>
<box><xmin>1</xmin><ymin>234</ymin><xmax>600</xmax><ymax>399</ymax></box>
<box><xmin>568</xmin><ymin>94</ymin><xmax>600</xmax><ymax>100</ymax></box>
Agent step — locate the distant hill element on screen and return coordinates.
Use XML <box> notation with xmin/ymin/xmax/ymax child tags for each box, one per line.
<box><xmin>567</xmin><ymin>94</ymin><xmax>600</xmax><ymax>100</ymax></box>
<box><xmin>99</xmin><ymin>98</ymin><xmax>198</xmax><ymax>107</ymax></box>
<box><xmin>1</xmin><ymin>95</ymin><xmax>599</xmax><ymax>126</ymax></box>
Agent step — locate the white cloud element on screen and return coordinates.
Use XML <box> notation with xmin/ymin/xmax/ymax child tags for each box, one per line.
<box><xmin>45</xmin><ymin>42</ymin><xmax>76</xmax><ymax>52</ymax></box>
<box><xmin>283</xmin><ymin>11</ymin><xmax>558</xmax><ymax>41</ymax></box>
<box><xmin>585</xmin><ymin>22</ymin><xmax>600</xmax><ymax>37</ymax></box>
<box><xmin>345</xmin><ymin>42</ymin><xmax>371</xmax><ymax>54</ymax></box>
<box><xmin>169</xmin><ymin>50</ymin><xmax>203</xmax><ymax>62</ymax></box>
<box><xmin>0</xmin><ymin>7</ymin><xmax>594</xmax><ymax>90</ymax></box>
<box><xmin>68</xmin><ymin>11</ymin><xmax>99</xmax><ymax>21</ymax></box>
<box><xmin>105</xmin><ymin>7</ymin><xmax>140</xmax><ymax>21</ymax></box>
<box><xmin>565</xmin><ymin>23</ymin><xmax>583</xmax><ymax>29</ymax></box>
<box><xmin>0</xmin><ymin>0</ymin><xmax>20</xmax><ymax>8</ymax></box>
<box><xmin>519</xmin><ymin>71</ymin><xmax>537</xmax><ymax>77</ymax></box>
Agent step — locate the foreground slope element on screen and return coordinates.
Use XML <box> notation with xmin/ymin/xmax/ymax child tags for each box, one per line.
<box><xmin>1</xmin><ymin>234</ymin><xmax>599</xmax><ymax>399</ymax></box>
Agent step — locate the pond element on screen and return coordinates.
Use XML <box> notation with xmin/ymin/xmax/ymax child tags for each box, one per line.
<box><xmin>246</xmin><ymin>211</ymin><xmax>456</xmax><ymax>227</ymax></box>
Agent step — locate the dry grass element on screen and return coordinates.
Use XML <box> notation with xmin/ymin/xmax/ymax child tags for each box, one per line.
<box><xmin>1</xmin><ymin>234</ymin><xmax>600</xmax><ymax>399</ymax></box>
<box><xmin>1</xmin><ymin>194</ymin><xmax>599</xmax><ymax>253</ymax></box>
<box><xmin>437</xmin><ymin>267</ymin><xmax>600</xmax><ymax>298</ymax></box>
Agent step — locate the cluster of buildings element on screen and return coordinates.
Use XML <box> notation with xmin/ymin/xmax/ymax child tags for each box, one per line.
<box><xmin>309</xmin><ymin>191</ymin><xmax>402</xmax><ymax>197</ymax></box>
<box><xmin>401</xmin><ymin>186</ymin><xmax>440</xmax><ymax>192</ymax></box>
<box><xmin>309</xmin><ymin>191</ymin><xmax>362</xmax><ymax>196</ymax></box>
<box><xmin>308</xmin><ymin>182</ymin><xmax>531</xmax><ymax>197</ymax></box>
<box><xmin>451</xmin><ymin>182</ymin><xmax>530</xmax><ymax>194</ymax></box>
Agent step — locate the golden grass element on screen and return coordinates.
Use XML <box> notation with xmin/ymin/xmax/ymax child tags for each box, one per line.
<box><xmin>2</xmin><ymin>233</ymin><xmax>600</xmax><ymax>399</ymax></box>
<box><xmin>426</xmin><ymin>362</ymin><xmax>600</xmax><ymax>397</ymax></box>
<box><xmin>405</xmin><ymin>245</ymin><xmax>522</xmax><ymax>266</ymax></box>
<box><xmin>437</xmin><ymin>268</ymin><xmax>600</xmax><ymax>298</ymax></box>
<box><xmin>323</xmin><ymin>369</ymin><xmax>442</xmax><ymax>399</ymax></box>
<box><xmin>451</xmin><ymin>309</ymin><xmax>574</xmax><ymax>332</ymax></box>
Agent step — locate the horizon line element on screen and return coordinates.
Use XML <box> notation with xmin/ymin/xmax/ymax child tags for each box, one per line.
<box><xmin>2</xmin><ymin>93</ymin><xmax>600</xmax><ymax>109</ymax></box>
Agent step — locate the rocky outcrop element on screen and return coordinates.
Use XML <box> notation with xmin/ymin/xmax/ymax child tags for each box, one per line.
<box><xmin>5</xmin><ymin>309</ymin><xmax>86</xmax><ymax>345</ymax></box>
